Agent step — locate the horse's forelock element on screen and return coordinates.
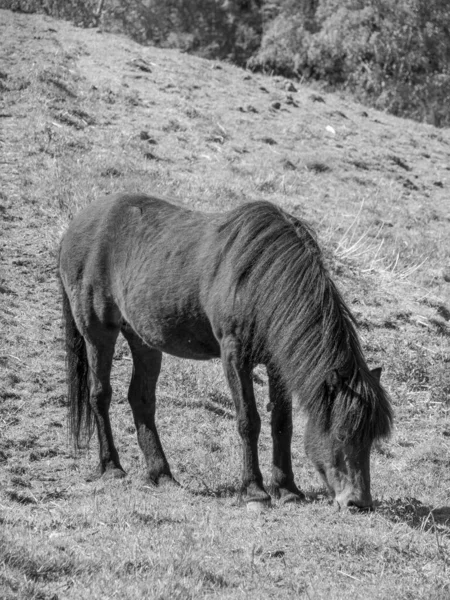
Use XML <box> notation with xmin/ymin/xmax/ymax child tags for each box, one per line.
<box><xmin>329</xmin><ymin>367</ymin><xmax>393</xmax><ymax>444</ymax></box>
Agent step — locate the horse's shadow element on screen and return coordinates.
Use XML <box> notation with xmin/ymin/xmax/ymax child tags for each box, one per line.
<box><xmin>185</xmin><ymin>484</ymin><xmax>450</xmax><ymax>529</ymax></box>
<box><xmin>376</xmin><ymin>497</ymin><xmax>450</xmax><ymax>533</ymax></box>
<box><xmin>279</xmin><ymin>490</ymin><xmax>450</xmax><ymax>532</ymax></box>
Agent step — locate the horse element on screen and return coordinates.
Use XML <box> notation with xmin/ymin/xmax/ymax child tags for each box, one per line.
<box><xmin>58</xmin><ymin>193</ymin><xmax>393</xmax><ymax>510</ymax></box>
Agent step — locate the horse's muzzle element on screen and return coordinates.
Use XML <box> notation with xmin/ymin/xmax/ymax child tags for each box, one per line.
<box><xmin>334</xmin><ymin>490</ymin><xmax>373</xmax><ymax>511</ymax></box>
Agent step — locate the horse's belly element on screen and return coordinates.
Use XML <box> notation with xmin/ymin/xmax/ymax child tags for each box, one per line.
<box><xmin>129</xmin><ymin>317</ymin><xmax>221</xmax><ymax>360</ymax></box>
<box><xmin>158</xmin><ymin>339</ymin><xmax>220</xmax><ymax>360</ymax></box>
<box><xmin>150</xmin><ymin>332</ymin><xmax>221</xmax><ymax>360</ymax></box>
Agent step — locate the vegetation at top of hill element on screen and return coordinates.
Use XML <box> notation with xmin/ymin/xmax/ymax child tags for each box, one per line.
<box><xmin>3</xmin><ymin>0</ymin><xmax>450</xmax><ymax>127</ymax></box>
<box><xmin>250</xmin><ymin>0</ymin><xmax>450</xmax><ymax>127</ymax></box>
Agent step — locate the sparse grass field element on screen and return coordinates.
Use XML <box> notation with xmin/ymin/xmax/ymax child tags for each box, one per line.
<box><xmin>0</xmin><ymin>9</ymin><xmax>449</xmax><ymax>600</ymax></box>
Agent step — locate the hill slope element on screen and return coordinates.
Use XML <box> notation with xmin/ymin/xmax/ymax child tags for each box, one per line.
<box><xmin>0</xmin><ymin>9</ymin><xmax>449</xmax><ymax>600</ymax></box>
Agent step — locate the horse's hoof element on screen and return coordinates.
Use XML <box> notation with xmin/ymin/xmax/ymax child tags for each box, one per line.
<box><xmin>145</xmin><ymin>473</ymin><xmax>179</xmax><ymax>488</ymax></box>
<box><xmin>86</xmin><ymin>462</ymin><xmax>126</xmax><ymax>482</ymax></box>
<box><xmin>86</xmin><ymin>465</ymin><xmax>103</xmax><ymax>482</ymax></box>
<box><xmin>246</xmin><ymin>499</ymin><xmax>271</xmax><ymax>512</ymax></box>
<box><xmin>158</xmin><ymin>474</ymin><xmax>180</xmax><ymax>488</ymax></box>
<box><xmin>103</xmin><ymin>467</ymin><xmax>126</xmax><ymax>480</ymax></box>
<box><xmin>280</xmin><ymin>491</ymin><xmax>306</xmax><ymax>505</ymax></box>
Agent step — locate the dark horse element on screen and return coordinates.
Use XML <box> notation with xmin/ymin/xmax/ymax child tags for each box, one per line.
<box><xmin>58</xmin><ymin>193</ymin><xmax>392</xmax><ymax>510</ymax></box>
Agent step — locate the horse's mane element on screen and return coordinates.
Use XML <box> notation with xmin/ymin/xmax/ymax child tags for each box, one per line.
<box><xmin>215</xmin><ymin>201</ymin><xmax>393</xmax><ymax>444</ymax></box>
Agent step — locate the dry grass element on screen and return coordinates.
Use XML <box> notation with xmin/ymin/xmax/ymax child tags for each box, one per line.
<box><xmin>0</xmin><ymin>8</ymin><xmax>449</xmax><ymax>600</ymax></box>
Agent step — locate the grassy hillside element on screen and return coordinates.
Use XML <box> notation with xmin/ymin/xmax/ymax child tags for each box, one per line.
<box><xmin>0</xmin><ymin>9</ymin><xmax>449</xmax><ymax>600</ymax></box>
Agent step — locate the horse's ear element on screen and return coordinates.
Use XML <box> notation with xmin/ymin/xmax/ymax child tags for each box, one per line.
<box><xmin>325</xmin><ymin>370</ymin><xmax>341</xmax><ymax>393</ymax></box>
<box><xmin>371</xmin><ymin>367</ymin><xmax>382</xmax><ymax>382</ymax></box>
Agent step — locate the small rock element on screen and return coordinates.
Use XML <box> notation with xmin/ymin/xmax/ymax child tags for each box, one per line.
<box><xmin>282</xmin><ymin>158</ymin><xmax>297</xmax><ymax>170</ymax></box>
<box><xmin>101</xmin><ymin>167</ymin><xmax>121</xmax><ymax>177</ymax></box>
<box><xmin>260</xmin><ymin>137</ymin><xmax>277</xmax><ymax>145</ymax></box>
<box><xmin>140</xmin><ymin>131</ymin><xmax>157</xmax><ymax>144</ymax></box>
<box><xmin>389</xmin><ymin>155</ymin><xmax>411</xmax><ymax>171</ymax></box>
<box><xmin>401</xmin><ymin>177</ymin><xmax>419</xmax><ymax>191</ymax></box>
<box><xmin>238</xmin><ymin>105</ymin><xmax>258</xmax><ymax>114</ymax></box>
<box><xmin>128</xmin><ymin>57</ymin><xmax>152</xmax><ymax>73</ymax></box>
<box><xmin>144</xmin><ymin>151</ymin><xmax>160</xmax><ymax>161</ymax></box>
<box><xmin>437</xmin><ymin>305</ymin><xmax>450</xmax><ymax>320</ymax></box>
<box><xmin>285</xmin><ymin>94</ymin><xmax>298</xmax><ymax>107</ymax></box>
<box><xmin>306</xmin><ymin>160</ymin><xmax>331</xmax><ymax>173</ymax></box>
<box><xmin>271</xmin><ymin>102</ymin><xmax>281</xmax><ymax>110</ymax></box>
<box><xmin>285</xmin><ymin>82</ymin><xmax>297</xmax><ymax>92</ymax></box>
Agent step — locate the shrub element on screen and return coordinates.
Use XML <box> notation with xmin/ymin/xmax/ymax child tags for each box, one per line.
<box><xmin>1</xmin><ymin>0</ymin><xmax>98</xmax><ymax>26</ymax></box>
<box><xmin>251</xmin><ymin>0</ymin><xmax>450</xmax><ymax>126</ymax></box>
<box><xmin>101</xmin><ymin>0</ymin><xmax>263</xmax><ymax>65</ymax></box>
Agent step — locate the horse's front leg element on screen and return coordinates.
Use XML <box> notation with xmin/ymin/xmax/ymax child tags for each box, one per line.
<box><xmin>221</xmin><ymin>336</ymin><xmax>271</xmax><ymax>509</ymax></box>
<box><xmin>267</xmin><ymin>366</ymin><xmax>305</xmax><ymax>504</ymax></box>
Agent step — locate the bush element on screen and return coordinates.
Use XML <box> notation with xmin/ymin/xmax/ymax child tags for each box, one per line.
<box><xmin>248</xmin><ymin>13</ymin><xmax>311</xmax><ymax>77</ymax></box>
<box><xmin>101</xmin><ymin>0</ymin><xmax>262</xmax><ymax>65</ymax></box>
<box><xmin>1</xmin><ymin>0</ymin><xmax>99</xmax><ymax>26</ymax></box>
<box><xmin>251</xmin><ymin>0</ymin><xmax>450</xmax><ymax>126</ymax></box>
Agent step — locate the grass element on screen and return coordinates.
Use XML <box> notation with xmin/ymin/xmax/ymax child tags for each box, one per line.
<box><xmin>0</xmin><ymin>7</ymin><xmax>449</xmax><ymax>599</ymax></box>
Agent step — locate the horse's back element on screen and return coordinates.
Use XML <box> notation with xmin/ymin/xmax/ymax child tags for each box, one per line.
<box><xmin>59</xmin><ymin>193</ymin><xmax>187</xmax><ymax>281</ymax></box>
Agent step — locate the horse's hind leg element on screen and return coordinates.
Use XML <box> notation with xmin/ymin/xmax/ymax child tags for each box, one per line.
<box><xmin>121</xmin><ymin>326</ymin><xmax>174</xmax><ymax>486</ymax></box>
<box><xmin>84</xmin><ymin>328</ymin><xmax>126</xmax><ymax>480</ymax></box>
<box><xmin>267</xmin><ymin>366</ymin><xmax>305</xmax><ymax>504</ymax></box>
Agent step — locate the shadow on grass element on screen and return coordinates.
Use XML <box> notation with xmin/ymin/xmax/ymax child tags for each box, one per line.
<box><xmin>0</xmin><ymin>531</ymin><xmax>89</xmax><ymax>599</ymax></box>
<box><xmin>189</xmin><ymin>484</ymin><xmax>332</xmax><ymax>504</ymax></box>
<box><xmin>303</xmin><ymin>490</ymin><xmax>450</xmax><ymax>528</ymax></box>
<box><xmin>192</xmin><ymin>484</ymin><xmax>332</xmax><ymax>505</ymax></box>
<box><xmin>188</xmin><ymin>481</ymin><xmax>240</xmax><ymax>499</ymax></box>
<box><xmin>377</xmin><ymin>497</ymin><xmax>450</xmax><ymax>533</ymax></box>
<box><xmin>201</xmin><ymin>399</ymin><xmax>234</xmax><ymax>419</ymax></box>
<box><xmin>131</xmin><ymin>510</ymin><xmax>185</xmax><ymax>526</ymax></box>
<box><xmin>304</xmin><ymin>488</ymin><xmax>331</xmax><ymax>504</ymax></box>
<box><xmin>161</xmin><ymin>395</ymin><xmax>235</xmax><ymax>419</ymax></box>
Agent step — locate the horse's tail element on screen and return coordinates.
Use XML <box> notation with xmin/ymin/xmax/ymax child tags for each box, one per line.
<box><xmin>60</xmin><ymin>275</ymin><xmax>92</xmax><ymax>450</ymax></box>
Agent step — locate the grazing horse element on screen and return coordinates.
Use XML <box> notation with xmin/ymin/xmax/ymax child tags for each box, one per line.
<box><xmin>58</xmin><ymin>193</ymin><xmax>392</xmax><ymax>510</ymax></box>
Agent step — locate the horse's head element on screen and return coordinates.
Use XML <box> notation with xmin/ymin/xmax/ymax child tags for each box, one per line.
<box><xmin>304</xmin><ymin>367</ymin><xmax>384</xmax><ymax>510</ymax></box>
